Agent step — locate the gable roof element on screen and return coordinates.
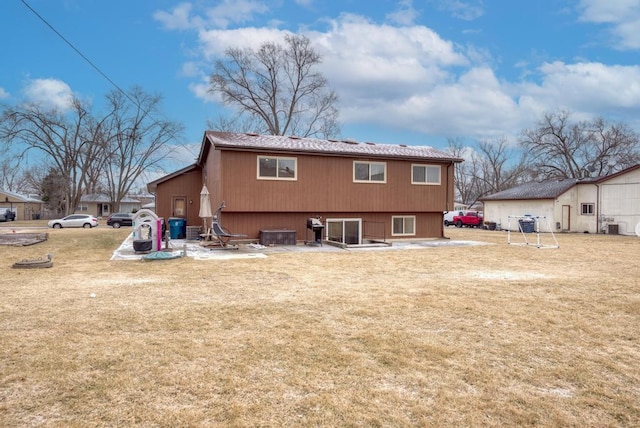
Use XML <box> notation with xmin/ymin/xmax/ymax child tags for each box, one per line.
<box><xmin>481</xmin><ymin>178</ymin><xmax>599</xmax><ymax>201</ymax></box>
<box><xmin>146</xmin><ymin>164</ymin><xmax>200</xmax><ymax>193</ymax></box>
<box><xmin>198</xmin><ymin>131</ymin><xmax>462</xmax><ymax>163</ymax></box>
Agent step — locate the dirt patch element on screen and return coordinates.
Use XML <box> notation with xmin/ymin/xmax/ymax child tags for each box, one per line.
<box><xmin>0</xmin><ymin>232</ymin><xmax>48</xmax><ymax>246</ymax></box>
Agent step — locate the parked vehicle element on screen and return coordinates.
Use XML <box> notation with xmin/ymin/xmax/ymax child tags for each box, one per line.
<box><xmin>453</xmin><ymin>210</ymin><xmax>483</xmax><ymax>228</ymax></box>
<box><xmin>0</xmin><ymin>209</ymin><xmax>16</xmax><ymax>222</ymax></box>
<box><xmin>106</xmin><ymin>213</ymin><xmax>133</xmax><ymax>228</ymax></box>
<box><xmin>444</xmin><ymin>210</ymin><xmax>464</xmax><ymax>226</ymax></box>
<box><xmin>48</xmin><ymin>214</ymin><xmax>99</xmax><ymax>229</ymax></box>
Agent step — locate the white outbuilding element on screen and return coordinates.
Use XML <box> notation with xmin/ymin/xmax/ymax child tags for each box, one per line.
<box><xmin>481</xmin><ymin>164</ymin><xmax>640</xmax><ymax>236</ymax></box>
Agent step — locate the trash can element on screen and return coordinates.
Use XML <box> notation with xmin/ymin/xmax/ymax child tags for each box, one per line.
<box><xmin>518</xmin><ymin>217</ymin><xmax>535</xmax><ymax>233</ymax></box>
<box><xmin>168</xmin><ymin>217</ymin><xmax>187</xmax><ymax>239</ymax></box>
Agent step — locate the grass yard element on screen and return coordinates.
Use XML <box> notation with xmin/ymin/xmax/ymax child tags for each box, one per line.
<box><xmin>1</xmin><ymin>225</ymin><xmax>639</xmax><ymax>427</ymax></box>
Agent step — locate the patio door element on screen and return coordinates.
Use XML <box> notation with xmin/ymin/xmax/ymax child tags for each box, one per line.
<box><xmin>326</xmin><ymin>218</ymin><xmax>361</xmax><ymax>245</ymax></box>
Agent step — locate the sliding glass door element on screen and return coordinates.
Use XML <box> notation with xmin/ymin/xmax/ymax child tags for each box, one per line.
<box><xmin>326</xmin><ymin>218</ymin><xmax>361</xmax><ymax>245</ymax></box>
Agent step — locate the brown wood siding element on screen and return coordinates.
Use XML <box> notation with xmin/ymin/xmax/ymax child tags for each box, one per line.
<box><xmin>215</xmin><ymin>150</ymin><xmax>454</xmax><ymax>214</ymax></box>
<box><xmin>155</xmin><ymin>168</ymin><xmax>202</xmax><ymax>227</ymax></box>
<box><xmin>215</xmin><ymin>211</ymin><xmax>444</xmax><ymax>241</ymax></box>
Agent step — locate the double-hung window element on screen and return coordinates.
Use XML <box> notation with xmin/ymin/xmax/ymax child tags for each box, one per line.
<box><xmin>354</xmin><ymin>161</ymin><xmax>386</xmax><ymax>183</ymax></box>
<box><xmin>412</xmin><ymin>164</ymin><xmax>441</xmax><ymax>185</ymax></box>
<box><xmin>392</xmin><ymin>216</ymin><xmax>416</xmax><ymax>236</ymax></box>
<box><xmin>257</xmin><ymin>156</ymin><xmax>297</xmax><ymax>180</ymax></box>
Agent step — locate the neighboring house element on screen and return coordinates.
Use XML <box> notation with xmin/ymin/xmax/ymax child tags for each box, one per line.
<box><xmin>481</xmin><ymin>164</ymin><xmax>640</xmax><ymax>235</ymax></box>
<box><xmin>0</xmin><ymin>189</ymin><xmax>44</xmax><ymax>221</ymax></box>
<box><xmin>148</xmin><ymin>131</ymin><xmax>462</xmax><ymax>244</ymax></box>
<box><xmin>78</xmin><ymin>193</ymin><xmax>142</xmax><ymax>218</ymax></box>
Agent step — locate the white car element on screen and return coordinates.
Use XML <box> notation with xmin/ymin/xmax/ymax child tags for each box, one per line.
<box><xmin>48</xmin><ymin>214</ymin><xmax>99</xmax><ymax>229</ymax></box>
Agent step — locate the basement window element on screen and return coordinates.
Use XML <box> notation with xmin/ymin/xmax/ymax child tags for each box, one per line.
<box><xmin>412</xmin><ymin>164</ymin><xmax>441</xmax><ymax>185</ymax></box>
<box><xmin>392</xmin><ymin>216</ymin><xmax>416</xmax><ymax>236</ymax></box>
<box><xmin>581</xmin><ymin>203</ymin><xmax>595</xmax><ymax>215</ymax></box>
<box><xmin>257</xmin><ymin>156</ymin><xmax>297</xmax><ymax>180</ymax></box>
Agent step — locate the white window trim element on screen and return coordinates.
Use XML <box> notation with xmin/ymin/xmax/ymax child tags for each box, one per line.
<box><xmin>257</xmin><ymin>156</ymin><xmax>298</xmax><ymax>181</ymax></box>
<box><xmin>581</xmin><ymin>203</ymin><xmax>595</xmax><ymax>216</ymax></box>
<box><xmin>412</xmin><ymin>164</ymin><xmax>441</xmax><ymax>185</ymax></box>
<box><xmin>392</xmin><ymin>215</ymin><xmax>416</xmax><ymax>236</ymax></box>
<box><xmin>353</xmin><ymin>161</ymin><xmax>387</xmax><ymax>183</ymax></box>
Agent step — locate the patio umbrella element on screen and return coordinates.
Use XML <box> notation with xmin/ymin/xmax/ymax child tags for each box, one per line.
<box><xmin>199</xmin><ymin>185</ymin><xmax>213</xmax><ymax>231</ymax></box>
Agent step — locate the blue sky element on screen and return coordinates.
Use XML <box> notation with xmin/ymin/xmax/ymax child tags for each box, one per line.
<box><xmin>2</xmin><ymin>0</ymin><xmax>640</xmax><ymax>173</ymax></box>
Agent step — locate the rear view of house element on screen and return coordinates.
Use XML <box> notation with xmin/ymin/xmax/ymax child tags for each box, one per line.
<box><xmin>149</xmin><ymin>132</ymin><xmax>461</xmax><ymax>244</ymax></box>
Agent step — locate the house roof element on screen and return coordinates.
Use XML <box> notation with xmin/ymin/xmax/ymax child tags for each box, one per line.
<box><xmin>595</xmin><ymin>163</ymin><xmax>640</xmax><ymax>183</ymax></box>
<box><xmin>81</xmin><ymin>193</ymin><xmax>141</xmax><ymax>203</ymax></box>
<box><xmin>481</xmin><ymin>178</ymin><xmax>599</xmax><ymax>201</ymax></box>
<box><xmin>146</xmin><ymin>164</ymin><xmax>200</xmax><ymax>193</ymax></box>
<box><xmin>198</xmin><ymin>131</ymin><xmax>463</xmax><ymax>163</ymax></box>
<box><xmin>0</xmin><ymin>189</ymin><xmax>43</xmax><ymax>203</ymax></box>
<box><xmin>482</xmin><ymin>163</ymin><xmax>640</xmax><ymax>202</ymax></box>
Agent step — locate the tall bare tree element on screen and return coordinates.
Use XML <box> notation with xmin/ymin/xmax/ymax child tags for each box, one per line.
<box><xmin>0</xmin><ymin>155</ymin><xmax>24</xmax><ymax>193</ymax></box>
<box><xmin>0</xmin><ymin>99</ymin><xmax>97</xmax><ymax>214</ymax></box>
<box><xmin>520</xmin><ymin>110</ymin><xmax>640</xmax><ymax>179</ymax></box>
<box><xmin>476</xmin><ymin>138</ymin><xmax>528</xmax><ymax>196</ymax></box>
<box><xmin>209</xmin><ymin>34</ymin><xmax>340</xmax><ymax>138</ymax></box>
<box><xmin>446</xmin><ymin>137</ymin><xmax>482</xmax><ymax>205</ymax></box>
<box><xmin>447</xmin><ymin>137</ymin><xmax>528</xmax><ymax>206</ymax></box>
<box><xmin>97</xmin><ymin>87</ymin><xmax>183</xmax><ymax>212</ymax></box>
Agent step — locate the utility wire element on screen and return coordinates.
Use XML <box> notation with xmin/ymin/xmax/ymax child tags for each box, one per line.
<box><xmin>21</xmin><ymin>0</ymin><xmax>139</xmax><ymax>108</ymax></box>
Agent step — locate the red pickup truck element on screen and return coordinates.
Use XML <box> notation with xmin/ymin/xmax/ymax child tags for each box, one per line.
<box><xmin>453</xmin><ymin>210</ymin><xmax>483</xmax><ymax>228</ymax></box>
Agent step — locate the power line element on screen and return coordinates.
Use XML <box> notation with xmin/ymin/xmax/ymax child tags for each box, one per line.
<box><xmin>21</xmin><ymin>0</ymin><xmax>138</xmax><ymax>107</ymax></box>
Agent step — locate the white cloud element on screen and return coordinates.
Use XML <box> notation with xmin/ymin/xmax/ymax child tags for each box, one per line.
<box><xmin>0</xmin><ymin>87</ymin><xmax>9</xmax><ymax>99</ymax></box>
<box><xmin>577</xmin><ymin>0</ymin><xmax>640</xmax><ymax>49</ymax></box>
<box><xmin>154</xmin><ymin>0</ymin><xmax>269</xmax><ymax>31</ymax></box>
<box><xmin>433</xmin><ymin>0</ymin><xmax>485</xmax><ymax>21</ymax></box>
<box><xmin>153</xmin><ymin>3</ymin><xmax>201</xmax><ymax>30</ymax></box>
<box><xmin>198</xmin><ymin>27</ymin><xmax>289</xmax><ymax>60</ymax></box>
<box><xmin>23</xmin><ymin>78</ymin><xmax>75</xmax><ymax>111</ymax></box>
<box><xmin>386</xmin><ymin>0</ymin><xmax>419</xmax><ymax>26</ymax></box>
<box><xmin>164</xmin><ymin>5</ymin><xmax>640</xmax><ymax>142</ymax></box>
<box><xmin>525</xmin><ymin>61</ymin><xmax>640</xmax><ymax>110</ymax></box>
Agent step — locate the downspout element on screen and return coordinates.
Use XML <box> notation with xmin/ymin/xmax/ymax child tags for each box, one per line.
<box><xmin>596</xmin><ymin>182</ymin><xmax>600</xmax><ymax>234</ymax></box>
<box><xmin>443</xmin><ymin>161</ymin><xmax>453</xmax><ymax>239</ymax></box>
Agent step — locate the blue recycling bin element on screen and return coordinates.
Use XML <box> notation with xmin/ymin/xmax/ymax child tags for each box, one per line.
<box><xmin>168</xmin><ymin>217</ymin><xmax>187</xmax><ymax>239</ymax></box>
<box><xmin>518</xmin><ymin>217</ymin><xmax>535</xmax><ymax>233</ymax></box>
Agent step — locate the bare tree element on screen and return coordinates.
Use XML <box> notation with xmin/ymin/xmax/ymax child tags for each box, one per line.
<box><xmin>97</xmin><ymin>87</ymin><xmax>183</xmax><ymax>212</ymax></box>
<box><xmin>520</xmin><ymin>111</ymin><xmax>640</xmax><ymax>179</ymax></box>
<box><xmin>209</xmin><ymin>34</ymin><xmax>340</xmax><ymax>138</ymax></box>
<box><xmin>0</xmin><ymin>155</ymin><xmax>24</xmax><ymax>192</ymax></box>
<box><xmin>0</xmin><ymin>99</ymin><xmax>96</xmax><ymax>214</ymax></box>
<box><xmin>447</xmin><ymin>137</ymin><xmax>528</xmax><ymax>207</ymax></box>
<box><xmin>446</xmin><ymin>137</ymin><xmax>482</xmax><ymax>205</ymax></box>
<box><xmin>476</xmin><ymin>138</ymin><xmax>528</xmax><ymax>196</ymax></box>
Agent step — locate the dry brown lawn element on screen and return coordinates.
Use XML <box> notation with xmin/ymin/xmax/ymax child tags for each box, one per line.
<box><xmin>1</xmin><ymin>224</ymin><xmax>639</xmax><ymax>427</ymax></box>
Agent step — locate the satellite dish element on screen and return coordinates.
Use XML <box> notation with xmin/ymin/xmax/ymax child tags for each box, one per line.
<box><xmin>635</xmin><ymin>222</ymin><xmax>640</xmax><ymax>237</ymax></box>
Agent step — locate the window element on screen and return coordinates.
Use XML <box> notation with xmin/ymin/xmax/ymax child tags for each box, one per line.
<box><xmin>581</xmin><ymin>203</ymin><xmax>595</xmax><ymax>215</ymax></box>
<box><xmin>354</xmin><ymin>161</ymin><xmax>386</xmax><ymax>182</ymax></box>
<box><xmin>412</xmin><ymin>164</ymin><xmax>441</xmax><ymax>185</ymax></box>
<box><xmin>392</xmin><ymin>216</ymin><xmax>415</xmax><ymax>236</ymax></box>
<box><xmin>77</xmin><ymin>205</ymin><xmax>88</xmax><ymax>212</ymax></box>
<box><xmin>258</xmin><ymin>156</ymin><xmax>297</xmax><ymax>180</ymax></box>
